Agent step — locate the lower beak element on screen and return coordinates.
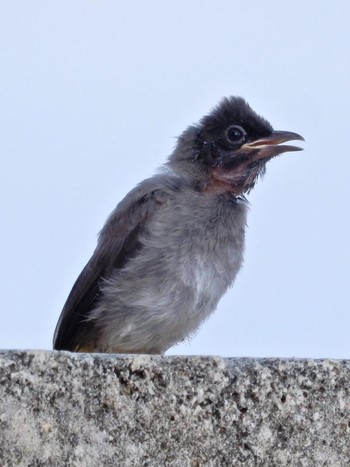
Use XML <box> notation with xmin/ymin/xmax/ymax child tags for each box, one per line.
<box><xmin>240</xmin><ymin>130</ymin><xmax>304</xmax><ymax>160</ymax></box>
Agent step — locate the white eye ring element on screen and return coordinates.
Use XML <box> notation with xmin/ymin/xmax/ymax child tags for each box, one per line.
<box><xmin>225</xmin><ymin>125</ymin><xmax>246</xmax><ymax>144</ymax></box>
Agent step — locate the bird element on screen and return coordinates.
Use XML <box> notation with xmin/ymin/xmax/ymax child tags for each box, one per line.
<box><xmin>53</xmin><ymin>96</ymin><xmax>304</xmax><ymax>354</ymax></box>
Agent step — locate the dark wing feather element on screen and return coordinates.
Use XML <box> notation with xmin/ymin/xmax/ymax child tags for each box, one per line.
<box><xmin>53</xmin><ymin>175</ymin><xmax>179</xmax><ymax>351</ymax></box>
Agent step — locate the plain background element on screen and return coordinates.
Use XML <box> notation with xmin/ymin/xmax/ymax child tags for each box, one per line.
<box><xmin>1</xmin><ymin>1</ymin><xmax>349</xmax><ymax>358</ymax></box>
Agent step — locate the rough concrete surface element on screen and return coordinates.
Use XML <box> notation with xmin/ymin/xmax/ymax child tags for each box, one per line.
<box><xmin>0</xmin><ymin>351</ymin><xmax>350</xmax><ymax>466</ymax></box>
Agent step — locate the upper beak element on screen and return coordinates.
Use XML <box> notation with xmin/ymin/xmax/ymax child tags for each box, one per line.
<box><xmin>240</xmin><ymin>130</ymin><xmax>304</xmax><ymax>161</ymax></box>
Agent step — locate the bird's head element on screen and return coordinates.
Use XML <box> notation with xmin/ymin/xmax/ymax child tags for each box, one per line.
<box><xmin>168</xmin><ymin>96</ymin><xmax>304</xmax><ymax>195</ymax></box>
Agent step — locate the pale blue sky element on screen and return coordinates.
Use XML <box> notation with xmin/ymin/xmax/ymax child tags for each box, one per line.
<box><xmin>1</xmin><ymin>1</ymin><xmax>349</xmax><ymax>357</ymax></box>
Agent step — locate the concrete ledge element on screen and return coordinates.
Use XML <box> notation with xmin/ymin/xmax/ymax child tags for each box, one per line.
<box><xmin>0</xmin><ymin>351</ymin><xmax>350</xmax><ymax>466</ymax></box>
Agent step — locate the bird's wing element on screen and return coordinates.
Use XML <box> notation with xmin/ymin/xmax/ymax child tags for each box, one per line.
<box><xmin>53</xmin><ymin>174</ymin><xmax>181</xmax><ymax>351</ymax></box>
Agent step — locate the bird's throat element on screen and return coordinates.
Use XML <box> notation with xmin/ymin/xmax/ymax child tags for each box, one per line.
<box><xmin>205</xmin><ymin>164</ymin><xmax>261</xmax><ymax>195</ymax></box>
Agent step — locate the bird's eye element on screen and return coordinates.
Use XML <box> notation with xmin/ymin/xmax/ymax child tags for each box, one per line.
<box><xmin>225</xmin><ymin>125</ymin><xmax>246</xmax><ymax>145</ymax></box>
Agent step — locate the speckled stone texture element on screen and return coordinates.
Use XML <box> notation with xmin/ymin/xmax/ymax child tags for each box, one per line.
<box><xmin>0</xmin><ymin>352</ymin><xmax>350</xmax><ymax>466</ymax></box>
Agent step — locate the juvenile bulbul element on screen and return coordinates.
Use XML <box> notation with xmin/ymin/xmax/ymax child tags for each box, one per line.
<box><xmin>53</xmin><ymin>96</ymin><xmax>303</xmax><ymax>354</ymax></box>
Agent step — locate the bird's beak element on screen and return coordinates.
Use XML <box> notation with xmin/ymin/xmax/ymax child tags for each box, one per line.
<box><xmin>240</xmin><ymin>131</ymin><xmax>304</xmax><ymax>161</ymax></box>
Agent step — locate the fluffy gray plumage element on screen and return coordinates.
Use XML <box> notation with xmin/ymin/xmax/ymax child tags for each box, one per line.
<box><xmin>53</xmin><ymin>97</ymin><xmax>303</xmax><ymax>353</ymax></box>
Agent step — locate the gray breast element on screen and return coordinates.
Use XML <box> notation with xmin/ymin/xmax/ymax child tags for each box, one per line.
<box><xmin>142</xmin><ymin>191</ymin><xmax>247</xmax><ymax>319</ymax></box>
